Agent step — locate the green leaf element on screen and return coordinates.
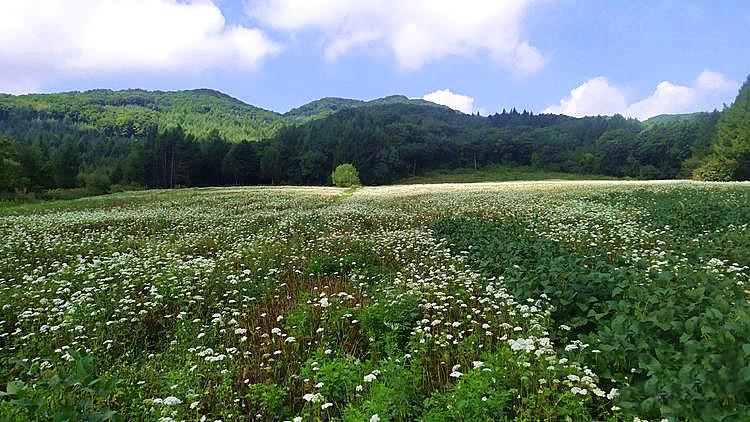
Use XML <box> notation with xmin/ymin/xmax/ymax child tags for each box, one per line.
<box><xmin>740</xmin><ymin>366</ymin><xmax>750</xmax><ymax>382</ymax></box>
<box><xmin>88</xmin><ymin>409</ymin><xmax>116</xmax><ymax>422</ymax></box>
<box><xmin>75</xmin><ymin>353</ymin><xmax>95</xmax><ymax>381</ymax></box>
<box><xmin>2</xmin><ymin>380</ymin><xmax>26</xmax><ymax>396</ymax></box>
<box><xmin>17</xmin><ymin>398</ymin><xmax>42</xmax><ymax>412</ymax></box>
<box><xmin>53</xmin><ymin>405</ymin><xmax>79</xmax><ymax>422</ymax></box>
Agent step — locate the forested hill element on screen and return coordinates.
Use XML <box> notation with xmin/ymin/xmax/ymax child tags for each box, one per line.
<box><xmin>284</xmin><ymin>95</ymin><xmax>447</xmax><ymax>122</ymax></box>
<box><xmin>0</xmin><ymin>89</ymin><xmax>283</xmax><ymax>143</ymax></box>
<box><xmin>270</xmin><ymin>103</ymin><xmax>719</xmax><ymax>185</ymax></box>
<box><xmin>643</xmin><ymin>112</ymin><xmax>710</xmax><ymax>125</ymax></box>
<box><xmin>0</xmin><ymin>77</ymin><xmax>748</xmax><ymax>196</ymax></box>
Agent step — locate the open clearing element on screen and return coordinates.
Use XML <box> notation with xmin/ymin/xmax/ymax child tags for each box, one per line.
<box><xmin>1</xmin><ymin>181</ymin><xmax>749</xmax><ymax>421</ymax></box>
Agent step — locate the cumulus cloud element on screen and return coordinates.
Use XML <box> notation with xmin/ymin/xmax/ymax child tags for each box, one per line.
<box><xmin>248</xmin><ymin>0</ymin><xmax>545</xmax><ymax>73</ymax></box>
<box><xmin>0</xmin><ymin>0</ymin><xmax>281</xmax><ymax>93</ymax></box>
<box><xmin>422</xmin><ymin>89</ymin><xmax>476</xmax><ymax>114</ymax></box>
<box><xmin>543</xmin><ymin>77</ymin><xmax>629</xmax><ymax>117</ymax></box>
<box><xmin>544</xmin><ymin>70</ymin><xmax>738</xmax><ymax>120</ymax></box>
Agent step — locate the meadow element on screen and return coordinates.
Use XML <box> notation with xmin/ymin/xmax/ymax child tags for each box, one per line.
<box><xmin>1</xmin><ymin>181</ymin><xmax>749</xmax><ymax>421</ymax></box>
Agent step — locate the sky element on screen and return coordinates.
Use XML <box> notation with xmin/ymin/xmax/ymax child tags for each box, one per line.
<box><xmin>0</xmin><ymin>0</ymin><xmax>748</xmax><ymax>120</ymax></box>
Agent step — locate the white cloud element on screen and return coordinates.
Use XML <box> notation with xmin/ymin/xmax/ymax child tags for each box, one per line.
<box><xmin>544</xmin><ymin>70</ymin><xmax>738</xmax><ymax>120</ymax></box>
<box><xmin>248</xmin><ymin>0</ymin><xmax>545</xmax><ymax>73</ymax></box>
<box><xmin>695</xmin><ymin>70</ymin><xmax>736</xmax><ymax>91</ymax></box>
<box><xmin>543</xmin><ymin>77</ymin><xmax>629</xmax><ymax>117</ymax></box>
<box><xmin>0</xmin><ymin>0</ymin><xmax>281</xmax><ymax>93</ymax></box>
<box><xmin>422</xmin><ymin>89</ymin><xmax>476</xmax><ymax>113</ymax></box>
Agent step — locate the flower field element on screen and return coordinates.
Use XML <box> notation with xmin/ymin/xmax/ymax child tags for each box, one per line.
<box><xmin>1</xmin><ymin>181</ymin><xmax>749</xmax><ymax>421</ymax></box>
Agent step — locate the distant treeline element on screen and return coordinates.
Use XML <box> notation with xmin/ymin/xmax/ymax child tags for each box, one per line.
<box><xmin>1</xmin><ymin>77</ymin><xmax>748</xmax><ymax>196</ymax></box>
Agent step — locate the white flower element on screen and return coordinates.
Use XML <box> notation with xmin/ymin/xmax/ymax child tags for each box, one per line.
<box><xmin>364</xmin><ymin>373</ymin><xmax>377</xmax><ymax>383</ymax></box>
<box><xmin>370</xmin><ymin>415</ymin><xmax>380</xmax><ymax>422</ymax></box>
<box><xmin>294</xmin><ymin>417</ymin><xmax>302</xmax><ymax>422</ymax></box>
<box><xmin>190</xmin><ymin>401</ymin><xmax>200</xmax><ymax>409</ymax></box>
<box><xmin>302</xmin><ymin>393</ymin><xmax>324</xmax><ymax>403</ymax></box>
<box><xmin>321</xmin><ymin>402</ymin><xmax>333</xmax><ymax>410</ymax></box>
<box><xmin>449</xmin><ymin>371</ymin><xmax>463</xmax><ymax>378</ymax></box>
<box><xmin>163</xmin><ymin>396</ymin><xmax>181</xmax><ymax>405</ymax></box>
<box><xmin>356</xmin><ymin>384</ymin><xmax>363</xmax><ymax>392</ymax></box>
<box><xmin>472</xmin><ymin>360</ymin><xmax>484</xmax><ymax>369</ymax></box>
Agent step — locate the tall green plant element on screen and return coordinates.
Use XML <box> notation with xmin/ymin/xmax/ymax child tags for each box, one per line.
<box><xmin>331</xmin><ymin>163</ymin><xmax>361</xmax><ymax>187</ymax></box>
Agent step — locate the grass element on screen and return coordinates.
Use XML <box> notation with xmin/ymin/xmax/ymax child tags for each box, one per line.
<box><xmin>399</xmin><ymin>165</ymin><xmax>619</xmax><ymax>184</ymax></box>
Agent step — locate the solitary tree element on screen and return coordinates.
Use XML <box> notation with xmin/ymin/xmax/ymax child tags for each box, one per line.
<box><xmin>331</xmin><ymin>163</ymin><xmax>361</xmax><ymax>187</ymax></box>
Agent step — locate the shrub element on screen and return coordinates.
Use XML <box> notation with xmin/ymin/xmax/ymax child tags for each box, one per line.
<box><xmin>331</xmin><ymin>163</ymin><xmax>361</xmax><ymax>187</ymax></box>
<box><xmin>638</xmin><ymin>164</ymin><xmax>660</xmax><ymax>180</ymax></box>
<box><xmin>693</xmin><ymin>157</ymin><xmax>737</xmax><ymax>181</ymax></box>
<box><xmin>85</xmin><ymin>170</ymin><xmax>112</xmax><ymax>195</ymax></box>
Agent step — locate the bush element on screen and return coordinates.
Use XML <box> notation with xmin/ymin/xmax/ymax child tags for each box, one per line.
<box><xmin>693</xmin><ymin>157</ymin><xmax>737</xmax><ymax>181</ymax></box>
<box><xmin>331</xmin><ymin>163</ymin><xmax>361</xmax><ymax>187</ymax></box>
<box><xmin>638</xmin><ymin>164</ymin><xmax>660</xmax><ymax>180</ymax></box>
<box><xmin>85</xmin><ymin>170</ymin><xmax>112</xmax><ymax>195</ymax></box>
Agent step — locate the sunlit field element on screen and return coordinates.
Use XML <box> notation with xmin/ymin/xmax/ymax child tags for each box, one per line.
<box><xmin>1</xmin><ymin>181</ymin><xmax>749</xmax><ymax>421</ymax></box>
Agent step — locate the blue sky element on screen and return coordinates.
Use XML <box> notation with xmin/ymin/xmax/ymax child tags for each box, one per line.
<box><xmin>0</xmin><ymin>0</ymin><xmax>748</xmax><ymax>119</ymax></box>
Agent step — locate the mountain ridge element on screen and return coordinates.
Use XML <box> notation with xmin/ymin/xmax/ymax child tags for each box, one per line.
<box><xmin>0</xmin><ymin>87</ymin><xmax>720</xmax><ymax>144</ymax></box>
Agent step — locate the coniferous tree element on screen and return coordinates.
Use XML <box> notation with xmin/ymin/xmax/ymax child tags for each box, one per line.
<box><xmin>710</xmin><ymin>76</ymin><xmax>750</xmax><ymax>179</ymax></box>
<box><xmin>54</xmin><ymin>138</ymin><xmax>81</xmax><ymax>188</ymax></box>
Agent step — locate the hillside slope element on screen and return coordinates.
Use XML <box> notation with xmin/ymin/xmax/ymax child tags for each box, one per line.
<box><xmin>0</xmin><ymin>89</ymin><xmax>283</xmax><ymax>142</ymax></box>
<box><xmin>284</xmin><ymin>95</ymin><xmax>448</xmax><ymax>122</ymax></box>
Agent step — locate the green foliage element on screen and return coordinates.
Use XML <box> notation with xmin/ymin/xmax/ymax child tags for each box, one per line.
<box><xmin>422</xmin><ymin>348</ymin><xmax>594</xmax><ymax>421</ymax></box>
<box><xmin>709</xmin><ymin>76</ymin><xmax>750</xmax><ymax>180</ymax></box>
<box><xmin>4</xmin><ymin>182</ymin><xmax>747</xmax><ymax>420</ymax></box>
<box><xmin>222</xmin><ymin>141</ymin><xmax>259</xmax><ymax>185</ymax></box>
<box><xmin>341</xmin><ymin>360</ymin><xmax>424</xmax><ymax>421</ymax></box>
<box><xmin>84</xmin><ymin>170</ymin><xmax>112</xmax><ymax>195</ymax></box>
<box><xmin>400</xmin><ymin>164</ymin><xmax>615</xmax><ymax>184</ymax></box>
<box><xmin>1</xmin><ymin>351</ymin><xmax>119</xmax><ymax>421</ymax></box>
<box><xmin>245</xmin><ymin>383</ymin><xmax>290</xmax><ymax>419</ymax></box>
<box><xmin>0</xmin><ymin>83</ymin><xmax>742</xmax><ymax>193</ymax></box>
<box><xmin>284</xmin><ymin>95</ymin><xmax>445</xmax><ymax>122</ymax></box>
<box><xmin>431</xmin><ymin>218</ymin><xmax>622</xmax><ymax>337</ymax></box>
<box><xmin>432</xmin><ymin>187</ymin><xmax>750</xmax><ymax>422</ymax></box>
<box><xmin>331</xmin><ymin>163</ymin><xmax>361</xmax><ymax>187</ymax></box>
<box><xmin>693</xmin><ymin>156</ymin><xmax>738</xmax><ymax>181</ymax></box>
<box><xmin>0</xmin><ymin>136</ymin><xmax>26</xmax><ymax>193</ymax></box>
<box><xmin>360</xmin><ymin>295</ymin><xmax>423</xmax><ymax>359</ymax></box>
<box><xmin>0</xmin><ymin>88</ymin><xmax>283</xmax><ymax>143</ymax></box>
<box><xmin>53</xmin><ymin>139</ymin><xmax>81</xmax><ymax>189</ymax></box>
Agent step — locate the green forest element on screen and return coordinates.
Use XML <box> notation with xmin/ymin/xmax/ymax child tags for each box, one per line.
<box><xmin>1</xmin><ymin>76</ymin><xmax>749</xmax><ymax>198</ymax></box>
